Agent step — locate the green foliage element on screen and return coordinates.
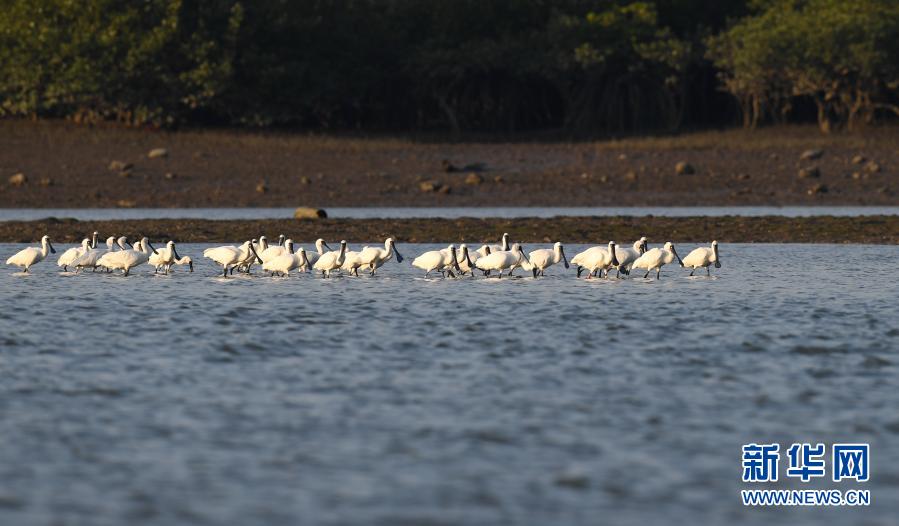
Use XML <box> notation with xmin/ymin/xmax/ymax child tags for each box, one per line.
<box><xmin>9</xmin><ymin>0</ymin><xmax>895</xmax><ymax>134</ymax></box>
<box><xmin>708</xmin><ymin>0</ymin><xmax>899</xmax><ymax>131</ymax></box>
<box><xmin>0</xmin><ymin>0</ymin><xmax>242</xmax><ymax>126</ymax></box>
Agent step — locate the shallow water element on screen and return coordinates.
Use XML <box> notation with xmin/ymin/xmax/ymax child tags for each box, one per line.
<box><xmin>1</xmin><ymin>243</ymin><xmax>897</xmax><ymax>525</ymax></box>
<box><xmin>3</xmin><ymin>206</ymin><xmax>899</xmax><ymax>220</ymax></box>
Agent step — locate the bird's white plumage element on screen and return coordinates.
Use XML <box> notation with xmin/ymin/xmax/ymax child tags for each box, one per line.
<box><xmin>358</xmin><ymin>238</ymin><xmax>402</xmax><ymax>275</ymax></box>
<box><xmin>6</xmin><ymin>235</ymin><xmax>56</xmax><ymax>272</ymax></box>
<box><xmin>571</xmin><ymin>241</ymin><xmax>619</xmax><ymax>278</ymax></box>
<box><xmin>632</xmin><ymin>241</ymin><xmax>683</xmax><ymax>279</ymax></box>
<box><xmin>476</xmin><ymin>233</ymin><xmax>510</xmax><ymax>257</ymax></box>
<box><xmin>682</xmin><ymin>241</ymin><xmax>720</xmax><ymax>276</ymax></box>
<box><xmin>313</xmin><ymin>240</ymin><xmax>347</xmax><ymax>277</ymax></box>
<box><xmin>474</xmin><ymin>243</ymin><xmax>532</xmax><ymax>277</ymax></box>
<box><xmin>528</xmin><ymin>242</ymin><xmax>569</xmax><ymax>276</ymax></box>
<box><xmin>412</xmin><ymin>245</ymin><xmax>461</xmax><ymax>276</ymax></box>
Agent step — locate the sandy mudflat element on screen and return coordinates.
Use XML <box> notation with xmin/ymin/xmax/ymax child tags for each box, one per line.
<box><xmin>1</xmin><ymin>121</ymin><xmax>897</xmax><ymax>208</ymax></box>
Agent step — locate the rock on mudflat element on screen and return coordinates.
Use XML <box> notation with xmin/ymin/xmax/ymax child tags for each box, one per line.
<box><xmin>419</xmin><ymin>180</ymin><xmax>442</xmax><ymax>192</ymax></box>
<box><xmin>807</xmin><ymin>183</ymin><xmax>828</xmax><ymax>195</ymax></box>
<box><xmin>147</xmin><ymin>148</ymin><xmax>169</xmax><ymax>159</ymax></box>
<box><xmin>675</xmin><ymin>161</ymin><xmax>695</xmax><ymax>175</ymax></box>
<box><xmin>108</xmin><ymin>160</ymin><xmax>133</xmax><ymax>171</ymax></box>
<box><xmin>8</xmin><ymin>173</ymin><xmax>27</xmax><ymax>186</ymax></box>
<box><xmin>294</xmin><ymin>207</ymin><xmax>327</xmax><ymax>219</ymax></box>
<box><xmin>465</xmin><ymin>173</ymin><xmax>484</xmax><ymax>185</ymax></box>
<box><xmin>800</xmin><ymin>149</ymin><xmax>823</xmax><ymax>161</ymax></box>
<box><xmin>798</xmin><ymin>166</ymin><xmax>820</xmax><ymax>179</ymax></box>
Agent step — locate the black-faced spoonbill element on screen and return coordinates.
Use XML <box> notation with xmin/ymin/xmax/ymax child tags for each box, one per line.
<box><xmin>632</xmin><ymin>241</ymin><xmax>684</xmax><ymax>280</ymax></box>
<box><xmin>313</xmin><ymin>240</ymin><xmax>347</xmax><ymax>277</ymax></box>
<box><xmin>204</xmin><ymin>241</ymin><xmax>262</xmax><ymax>277</ymax></box>
<box><xmin>6</xmin><ymin>235</ymin><xmax>56</xmax><ymax>272</ymax></box>
<box><xmin>358</xmin><ymin>238</ymin><xmax>403</xmax><ymax>276</ymax></box>
<box><xmin>474</xmin><ymin>243</ymin><xmax>532</xmax><ymax>278</ymax></box>
<box><xmin>412</xmin><ymin>245</ymin><xmax>461</xmax><ymax>277</ymax></box>
<box><xmin>682</xmin><ymin>240</ymin><xmax>721</xmax><ymax>276</ymax></box>
<box><xmin>613</xmin><ymin>237</ymin><xmax>648</xmax><ymax>277</ymax></box>
<box><xmin>528</xmin><ymin>242</ymin><xmax>570</xmax><ymax>277</ymax></box>
<box><xmin>57</xmin><ymin>235</ymin><xmax>95</xmax><ymax>272</ymax></box>
<box><xmin>570</xmin><ymin>241</ymin><xmax>620</xmax><ymax>278</ymax></box>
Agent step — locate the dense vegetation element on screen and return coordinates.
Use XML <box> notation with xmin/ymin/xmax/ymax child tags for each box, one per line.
<box><xmin>0</xmin><ymin>0</ymin><xmax>896</xmax><ymax>134</ymax></box>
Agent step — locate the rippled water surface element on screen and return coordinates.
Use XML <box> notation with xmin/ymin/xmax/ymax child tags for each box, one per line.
<box><xmin>1</xmin><ymin>243</ymin><xmax>897</xmax><ymax>525</ymax></box>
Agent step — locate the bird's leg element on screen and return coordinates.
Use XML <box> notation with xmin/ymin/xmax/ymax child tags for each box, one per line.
<box><xmin>690</xmin><ymin>268</ymin><xmax>695</xmax><ymax>276</ymax></box>
<box><xmin>656</xmin><ymin>269</ymin><xmax>661</xmax><ymax>280</ymax></box>
<box><xmin>707</xmin><ymin>267</ymin><xmax>711</xmax><ymax>277</ymax></box>
<box><xmin>223</xmin><ymin>266</ymin><xmax>228</xmax><ymax>277</ymax></box>
<box><xmin>532</xmin><ymin>268</ymin><xmax>538</xmax><ymax>278</ymax></box>
<box><xmin>643</xmin><ymin>271</ymin><xmax>650</xmax><ymax>279</ymax></box>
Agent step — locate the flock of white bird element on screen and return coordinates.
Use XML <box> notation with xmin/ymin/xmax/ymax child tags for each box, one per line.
<box><xmin>5</xmin><ymin>232</ymin><xmax>721</xmax><ymax>279</ymax></box>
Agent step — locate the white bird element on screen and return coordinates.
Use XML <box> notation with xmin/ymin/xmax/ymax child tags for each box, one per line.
<box><xmin>6</xmin><ymin>235</ymin><xmax>56</xmax><ymax>272</ymax></box>
<box><xmin>73</xmin><ymin>236</ymin><xmax>112</xmax><ymax>272</ymax></box>
<box><xmin>571</xmin><ymin>241</ymin><xmax>620</xmax><ymax>278</ymax></box>
<box><xmin>412</xmin><ymin>245</ymin><xmax>461</xmax><ymax>277</ymax></box>
<box><xmin>528</xmin><ymin>242</ymin><xmax>570</xmax><ymax>277</ymax></box>
<box><xmin>682</xmin><ymin>240</ymin><xmax>721</xmax><ymax>276</ymax></box>
<box><xmin>304</xmin><ymin>239</ymin><xmax>333</xmax><ymax>268</ymax></box>
<box><xmin>170</xmin><ymin>255</ymin><xmax>193</xmax><ymax>273</ymax></box>
<box><xmin>474</xmin><ymin>243</ymin><xmax>532</xmax><ymax>278</ymax></box>
<box><xmin>73</xmin><ymin>236</ymin><xmax>126</xmax><ymax>272</ymax></box>
<box><xmin>476</xmin><ymin>233</ymin><xmax>510</xmax><ymax>257</ymax></box>
<box><xmin>613</xmin><ymin>237</ymin><xmax>648</xmax><ymax>277</ymax></box>
<box><xmin>96</xmin><ymin>237</ymin><xmax>159</xmax><ymax>276</ymax></box>
<box><xmin>313</xmin><ymin>240</ymin><xmax>348</xmax><ymax>277</ymax></box>
<box><xmin>358</xmin><ymin>238</ymin><xmax>403</xmax><ymax>276</ymax></box>
<box><xmin>57</xmin><ymin>236</ymin><xmax>93</xmax><ymax>272</ymax></box>
<box><xmin>263</xmin><ymin>241</ymin><xmax>309</xmax><ymax>277</ymax></box>
<box><xmin>259</xmin><ymin>235</ymin><xmax>291</xmax><ymax>263</ymax></box>
<box><xmin>149</xmin><ymin>241</ymin><xmax>192</xmax><ymax>274</ymax></box>
<box><xmin>204</xmin><ymin>241</ymin><xmax>262</xmax><ymax>277</ymax></box>
<box><xmin>632</xmin><ymin>241</ymin><xmax>684</xmax><ymax>280</ymax></box>
<box><xmin>456</xmin><ymin>244</ymin><xmax>479</xmax><ymax>276</ymax></box>
<box><xmin>340</xmin><ymin>249</ymin><xmax>364</xmax><ymax>276</ymax></box>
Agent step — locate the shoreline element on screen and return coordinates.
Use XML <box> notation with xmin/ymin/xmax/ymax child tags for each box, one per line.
<box><xmin>1</xmin><ymin>216</ymin><xmax>897</xmax><ymax>244</ymax></box>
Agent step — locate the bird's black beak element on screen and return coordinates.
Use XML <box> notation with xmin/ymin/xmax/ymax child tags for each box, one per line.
<box><xmin>249</xmin><ymin>243</ymin><xmax>263</xmax><ymax>264</ymax></box>
<box><xmin>673</xmin><ymin>247</ymin><xmax>683</xmax><ymax>267</ymax></box>
<box><xmin>49</xmin><ymin>241</ymin><xmax>56</xmax><ymax>254</ymax></box>
<box><xmin>451</xmin><ymin>247</ymin><xmax>461</xmax><ymax>272</ymax></box>
<box><xmin>611</xmin><ymin>245</ymin><xmax>619</xmax><ymax>267</ymax></box>
<box><xmin>147</xmin><ymin>241</ymin><xmax>158</xmax><ymax>255</ymax></box>
<box><xmin>188</xmin><ymin>260</ymin><xmax>194</xmax><ymax>272</ymax></box>
<box><xmin>172</xmin><ymin>247</ymin><xmax>181</xmax><ymax>261</ymax></box>
<box><xmin>713</xmin><ymin>245</ymin><xmax>721</xmax><ymax>268</ymax></box>
<box><xmin>561</xmin><ymin>247</ymin><xmax>569</xmax><ymax>269</ymax></box>
<box><xmin>484</xmin><ymin>246</ymin><xmax>491</xmax><ymax>256</ymax></box>
<box><xmin>393</xmin><ymin>243</ymin><xmax>404</xmax><ymax>263</ymax></box>
<box><xmin>323</xmin><ymin>242</ymin><xmax>333</xmax><ymax>252</ymax></box>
